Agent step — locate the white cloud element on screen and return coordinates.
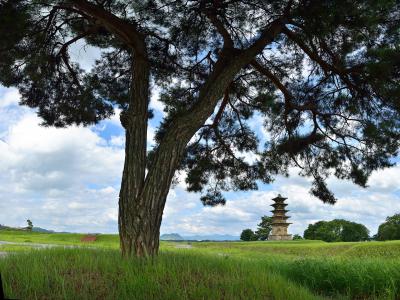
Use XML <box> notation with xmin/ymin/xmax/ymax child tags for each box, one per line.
<box><xmin>147</xmin><ymin>125</ymin><xmax>156</xmax><ymax>148</ymax></box>
<box><xmin>149</xmin><ymin>86</ymin><xmax>165</xmax><ymax>114</ymax></box>
<box><xmin>0</xmin><ymin>89</ymin><xmax>124</xmax><ymax>233</ymax></box>
<box><xmin>368</xmin><ymin>166</ymin><xmax>400</xmax><ymax>192</ymax></box>
<box><xmin>110</xmin><ymin>135</ymin><xmax>125</xmax><ymax>147</ymax></box>
<box><xmin>0</xmin><ymin>88</ymin><xmax>20</xmax><ymax>108</ymax></box>
<box><xmin>69</xmin><ymin>40</ymin><xmax>102</xmax><ymax>72</ymax></box>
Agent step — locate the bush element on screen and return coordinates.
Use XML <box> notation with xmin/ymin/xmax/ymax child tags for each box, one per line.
<box><xmin>293</xmin><ymin>234</ymin><xmax>303</xmax><ymax>240</ymax></box>
<box><xmin>240</xmin><ymin>229</ymin><xmax>257</xmax><ymax>241</ymax></box>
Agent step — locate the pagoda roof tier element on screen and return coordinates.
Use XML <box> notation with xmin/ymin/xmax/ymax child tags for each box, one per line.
<box><xmin>271</xmin><ymin>200</ymin><xmax>287</xmax><ymax>204</ymax></box>
<box><xmin>272</xmin><ymin>194</ymin><xmax>288</xmax><ymax>201</ymax></box>
<box><xmin>272</xmin><ymin>213</ymin><xmax>290</xmax><ymax>217</ymax></box>
<box><xmin>271</xmin><ymin>203</ymin><xmax>288</xmax><ymax>207</ymax></box>
<box><xmin>271</xmin><ymin>213</ymin><xmax>290</xmax><ymax>216</ymax></box>
<box><xmin>271</xmin><ymin>221</ymin><xmax>292</xmax><ymax>225</ymax></box>
<box><xmin>270</xmin><ymin>209</ymin><xmax>289</xmax><ymax>213</ymax></box>
<box><xmin>272</xmin><ymin>216</ymin><xmax>291</xmax><ymax>220</ymax></box>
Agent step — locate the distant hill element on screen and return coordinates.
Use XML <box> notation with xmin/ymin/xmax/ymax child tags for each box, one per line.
<box><xmin>0</xmin><ymin>224</ymin><xmax>25</xmax><ymax>231</ymax></box>
<box><xmin>0</xmin><ymin>224</ymin><xmax>56</xmax><ymax>233</ymax></box>
<box><xmin>32</xmin><ymin>227</ymin><xmax>54</xmax><ymax>233</ymax></box>
<box><xmin>160</xmin><ymin>233</ymin><xmax>183</xmax><ymax>240</ymax></box>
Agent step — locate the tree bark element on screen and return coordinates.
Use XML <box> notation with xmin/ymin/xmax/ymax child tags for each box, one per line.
<box><xmin>118</xmin><ymin>54</ymin><xmax>152</xmax><ymax>257</ymax></box>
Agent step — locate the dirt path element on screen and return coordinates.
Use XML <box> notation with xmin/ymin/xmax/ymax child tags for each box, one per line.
<box><xmin>0</xmin><ymin>240</ymin><xmax>62</xmax><ymax>248</ymax></box>
<box><xmin>174</xmin><ymin>244</ymin><xmax>193</xmax><ymax>249</ymax></box>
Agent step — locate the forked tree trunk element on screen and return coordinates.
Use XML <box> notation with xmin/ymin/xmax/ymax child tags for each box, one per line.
<box><xmin>118</xmin><ymin>133</ymin><xmax>169</xmax><ymax>257</ymax></box>
<box><xmin>118</xmin><ymin>111</ymin><xmax>199</xmax><ymax>257</ymax></box>
<box><xmin>118</xmin><ymin>126</ymin><xmax>186</xmax><ymax>257</ymax></box>
<box><xmin>118</xmin><ymin>192</ymin><xmax>163</xmax><ymax>257</ymax></box>
<box><xmin>118</xmin><ymin>132</ymin><xmax>164</xmax><ymax>257</ymax></box>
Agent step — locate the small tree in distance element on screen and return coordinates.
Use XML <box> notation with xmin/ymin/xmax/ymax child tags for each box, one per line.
<box><xmin>26</xmin><ymin>219</ymin><xmax>33</xmax><ymax>231</ymax></box>
<box><xmin>255</xmin><ymin>216</ymin><xmax>273</xmax><ymax>241</ymax></box>
<box><xmin>293</xmin><ymin>234</ymin><xmax>303</xmax><ymax>240</ymax></box>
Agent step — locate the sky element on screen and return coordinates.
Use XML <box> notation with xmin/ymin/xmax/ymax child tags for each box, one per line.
<box><xmin>1</xmin><ymin>43</ymin><xmax>399</xmax><ymax>238</ymax></box>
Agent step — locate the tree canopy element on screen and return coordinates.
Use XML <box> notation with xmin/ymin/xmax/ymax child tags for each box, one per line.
<box><xmin>1</xmin><ymin>0</ymin><xmax>399</xmax><ymax>256</ymax></box>
<box><xmin>304</xmin><ymin>219</ymin><xmax>369</xmax><ymax>242</ymax></box>
<box><xmin>1</xmin><ymin>0</ymin><xmax>399</xmax><ymax>206</ymax></box>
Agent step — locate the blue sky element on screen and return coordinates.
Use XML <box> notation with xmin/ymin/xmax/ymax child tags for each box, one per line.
<box><xmin>1</xmin><ymin>84</ymin><xmax>400</xmax><ymax>237</ymax></box>
<box><xmin>1</xmin><ymin>41</ymin><xmax>399</xmax><ymax>237</ymax></box>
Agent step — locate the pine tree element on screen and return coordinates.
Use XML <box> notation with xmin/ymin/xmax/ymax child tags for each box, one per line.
<box><xmin>1</xmin><ymin>0</ymin><xmax>399</xmax><ymax>257</ymax></box>
<box><xmin>255</xmin><ymin>216</ymin><xmax>273</xmax><ymax>240</ymax></box>
<box><xmin>26</xmin><ymin>219</ymin><xmax>33</xmax><ymax>231</ymax></box>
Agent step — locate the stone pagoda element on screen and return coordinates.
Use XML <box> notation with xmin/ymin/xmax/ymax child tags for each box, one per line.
<box><xmin>269</xmin><ymin>194</ymin><xmax>292</xmax><ymax>240</ymax></box>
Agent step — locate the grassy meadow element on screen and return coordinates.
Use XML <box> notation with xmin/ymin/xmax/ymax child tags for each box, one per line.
<box><xmin>0</xmin><ymin>230</ymin><xmax>400</xmax><ymax>299</ymax></box>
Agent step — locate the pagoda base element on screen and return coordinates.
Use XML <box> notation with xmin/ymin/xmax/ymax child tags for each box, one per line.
<box><xmin>268</xmin><ymin>234</ymin><xmax>292</xmax><ymax>241</ymax></box>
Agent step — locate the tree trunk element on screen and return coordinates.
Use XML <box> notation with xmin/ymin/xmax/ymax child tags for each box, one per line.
<box><xmin>118</xmin><ymin>127</ymin><xmax>178</xmax><ymax>257</ymax></box>
<box><xmin>118</xmin><ymin>118</ymin><xmax>193</xmax><ymax>257</ymax></box>
<box><xmin>118</xmin><ymin>191</ymin><xmax>162</xmax><ymax>257</ymax></box>
<box><xmin>118</xmin><ymin>131</ymin><xmax>162</xmax><ymax>257</ymax></box>
<box><xmin>118</xmin><ymin>129</ymin><xmax>168</xmax><ymax>257</ymax></box>
<box><xmin>118</xmin><ymin>54</ymin><xmax>153</xmax><ymax>257</ymax></box>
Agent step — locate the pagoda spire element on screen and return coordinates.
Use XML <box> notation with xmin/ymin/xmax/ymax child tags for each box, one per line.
<box><xmin>268</xmin><ymin>194</ymin><xmax>292</xmax><ymax>240</ymax></box>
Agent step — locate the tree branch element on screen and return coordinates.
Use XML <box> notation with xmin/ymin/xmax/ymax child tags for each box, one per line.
<box><xmin>65</xmin><ymin>0</ymin><xmax>146</xmax><ymax>55</ymax></box>
<box><xmin>140</xmin><ymin>16</ymin><xmax>288</xmax><ymax>207</ymax></box>
<box><xmin>251</xmin><ymin>60</ymin><xmax>292</xmax><ymax>100</ymax></box>
<box><xmin>282</xmin><ymin>27</ymin><xmax>365</xmax><ymax>97</ymax></box>
<box><xmin>205</xmin><ymin>9</ymin><xmax>234</xmax><ymax>48</ymax></box>
<box><xmin>212</xmin><ymin>85</ymin><xmax>230</xmax><ymax>127</ymax></box>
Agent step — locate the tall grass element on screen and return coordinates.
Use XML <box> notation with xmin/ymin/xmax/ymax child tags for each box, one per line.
<box><xmin>186</xmin><ymin>241</ymin><xmax>400</xmax><ymax>299</ymax></box>
<box><xmin>1</xmin><ymin>231</ymin><xmax>400</xmax><ymax>299</ymax></box>
<box><xmin>0</xmin><ymin>248</ymin><xmax>321</xmax><ymax>300</ymax></box>
<box><xmin>262</xmin><ymin>257</ymin><xmax>400</xmax><ymax>299</ymax></box>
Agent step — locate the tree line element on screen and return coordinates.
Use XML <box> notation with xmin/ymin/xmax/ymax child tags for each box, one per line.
<box><xmin>241</xmin><ymin>213</ymin><xmax>400</xmax><ymax>242</ymax></box>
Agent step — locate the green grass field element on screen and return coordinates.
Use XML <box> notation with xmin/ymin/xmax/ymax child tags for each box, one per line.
<box><xmin>0</xmin><ymin>230</ymin><xmax>399</xmax><ymax>299</ymax></box>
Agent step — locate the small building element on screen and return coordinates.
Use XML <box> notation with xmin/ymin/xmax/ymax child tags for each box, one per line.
<box><xmin>269</xmin><ymin>194</ymin><xmax>292</xmax><ymax>240</ymax></box>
